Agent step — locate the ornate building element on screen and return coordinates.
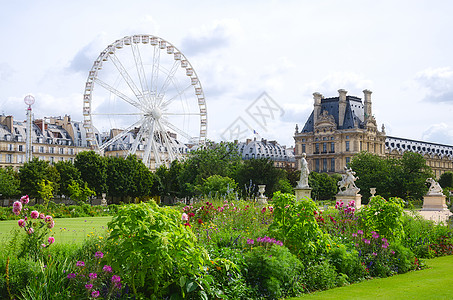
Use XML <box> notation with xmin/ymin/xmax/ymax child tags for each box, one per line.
<box><xmin>236</xmin><ymin>138</ymin><xmax>296</xmax><ymax>169</ymax></box>
<box><xmin>294</xmin><ymin>89</ymin><xmax>453</xmax><ymax>178</ymax></box>
<box><xmin>0</xmin><ymin>115</ymin><xmax>98</xmax><ymax>168</ymax></box>
<box><xmin>294</xmin><ymin>89</ymin><xmax>386</xmax><ymax>174</ymax></box>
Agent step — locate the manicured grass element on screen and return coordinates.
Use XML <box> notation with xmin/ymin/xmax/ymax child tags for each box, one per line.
<box><xmin>0</xmin><ymin>216</ymin><xmax>112</xmax><ymax>245</ymax></box>
<box><xmin>292</xmin><ymin>255</ymin><xmax>453</xmax><ymax>299</ymax></box>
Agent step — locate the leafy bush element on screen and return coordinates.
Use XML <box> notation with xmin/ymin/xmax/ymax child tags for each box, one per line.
<box><xmin>302</xmin><ymin>260</ymin><xmax>339</xmax><ymax>292</ymax></box>
<box><xmin>358</xmin><ymin>196</ymin><xmax>405</xmax><ymax>241</ymax></box>
<box><xmin>106</xmin><ymin>201</ymin><xmax>210</xmax><ymax>298</ymax></box>
<box><xmin>328</xmin><ymin>244</ymin><xmax>366</xmax><ymax>282</ymax></box>
<box><xmin>244</xmin><ymin>244</ymin><xmax>304</xmax><ymax>299</ymax></box>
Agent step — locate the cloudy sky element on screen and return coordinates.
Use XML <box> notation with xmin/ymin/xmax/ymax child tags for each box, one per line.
<box><xmin>1</xmin><ymin>0</ymin><xmax>453</xmax><ymax>147</ymax></box>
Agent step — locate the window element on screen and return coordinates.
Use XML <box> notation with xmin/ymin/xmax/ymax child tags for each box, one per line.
<box><xmin>39</xmin><ymin>146</ymin><xmax>44</xmax><ymax>153</ymax></box>
<box><xmin>330</xmin><ymin>142</ymin><xmax>335</xmax><ymax>153</ymax></box>
<box><xmin>346</xmin><ymin>141</ymin><xmax>350</xmax><ymax>152</ymax></box>
<box><xmin>315</xmin><ymin>143</ymin><xmax>320</xmax><ymax>154</ymax></box>
<box><xmin>346</xmin><ymin>157</ymin><xmax>351</xmax><ymax>166</ymax></box>
<box><xmin>18</xmin><ymin>145</ymin><xmax>24</xmax><ymax>152</ymax></box>
<box><xmin>49</xmin><ymin>147</ymin><xmax>55</xmax><ymax>154</ymax></box>
<box><xmin>330</xmin><ymin>158</ymin><xmax>335</xmax><ymax>172</ymax></box>
<box><xmin>7</xmin><ymin>144</ymin><xmax>13</xmax><ymax>151</ymax></box>
<box><xmin>302</xmin><ymin>144</ymin><xmax>306</xmax><ymax>153</ymax></box>
<box><xmin>315</xmin><ymin>159</ymin><xmax>320</xmax><ymax>172</ymax></box>
<box><xmin>69</xmin><ymin>148</ymin><xmax>74</xmax><ymax>155</ymax></box>
<box><xmin>322</xmin><ymin>143</ymin><xmax>327</xmax><ymax>153</ymax></box>
<box><xmin>6</xmin><ymin>154</ymin><xmax>13</xmax><ymax>163</ymax></box>
<box><xmin>59</xmin><ymin>148</ymin><xmax>64</xmax><ymax>154</ymax></box>
<box><xmin>17</xmin><ymin>155</ymin><xmax>24</xmax><ymax>163</ymax></box>
<box><xmin>322</xmin><ymin>158</ymin><xmax>327</xmax><ymax>172</ymax></box>
<box><xmin>50</xmin><ymin>157</ymin><xmax>54</xmax><ymax>163</ymax></box>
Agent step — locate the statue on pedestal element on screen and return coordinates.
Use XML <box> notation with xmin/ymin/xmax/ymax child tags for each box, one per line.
<box><xmin>426</xmin><ymin>178</ymin><xmax>443</xmax><ymax>196</ymax></box>
<box><xmin>338</xmin><ymin>167</ymin><xmax>360</xmax><ymax>195</ymax></box>
<box><xmin>296</xmin><ymin>153</ymin><xmax>310</xmax><ymax>189</ymax></box>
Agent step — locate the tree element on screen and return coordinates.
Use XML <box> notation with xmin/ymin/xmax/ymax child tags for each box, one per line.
<box><xmin>37</xmin><ymin>179</ymin><xmax>54</xmax><ymax>208</ymax></box>
<box><xmin>197</xmin><ymin>175</ymin><xmax>238</xmax><ymax>197</ymax></box>
<box><xmin>0</xmin><ymin>167</ymin><xmax>20</xmax><ymax>198</ymax></box>
<box><xmin>439</xmin><ymin>171</ymin><xmax>453</xmax><ymax>188</ymax></box>
<box><xmin>68</xmin><ymin>180</ymin><xmax>96</xmax><ymax>204</ymax></box>
<box><xmin>178</xmin><ymin>141</ymin><xmax>241</xmax><ymax>197</ymax></box>
<box><xmin>74</xmin><ymin>151</ymin><xmax>108</xmax><ymax>195</ymax></box>
<box><xmin>55</xmin><ymin>160</ymin><xmax>81</xmax><ymax>197</ymax></box>
<box><xmin>152</xmin><ymin>161</ymin><xmax>183</xmax><ymax>197</ymax></box>
<box><xmin>396</xmin><ymin>152</ymin><xmax>432</xmax><ymax>200</ymax></box>
<box><xmin>234</xmin><ymin>158</ymin><xmax>286</xmax><ymax>197</ymax></box>
<box><xmin>308</xmin><ymin>172</ymin><xmax>338</xmax><ymax>201</ymax></box>
<box><xmin>19</xmin><ymin>158</ymin><xmax>60</xmax><ymax>199</ymax></box>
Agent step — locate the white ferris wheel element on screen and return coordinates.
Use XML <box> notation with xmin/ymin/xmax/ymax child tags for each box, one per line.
<box><xmin>82</xmin><ymin>34</ymin><xmax>207</xmax><ymax>169</ymax></box>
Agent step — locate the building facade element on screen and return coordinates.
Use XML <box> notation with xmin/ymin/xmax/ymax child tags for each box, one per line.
<box><xmin>294</xmin><ymin>89</ymin><xmax>453</xmax><ymax>178</ymax></box>
<box><xmin>0</xmin><ymin>115</ymin><xmax>97</xmax><ymax>169</ymax></box>
<box><xmin>236</xmin><ymin>138</ymin><xmax>296</xmax><ymax>169</ymax></box>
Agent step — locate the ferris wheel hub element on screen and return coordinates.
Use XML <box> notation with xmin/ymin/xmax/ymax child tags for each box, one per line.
<box><xmin>149</xmin><ymin>107</ymin><xmax>163</xmax><ymax>120</ymax></box>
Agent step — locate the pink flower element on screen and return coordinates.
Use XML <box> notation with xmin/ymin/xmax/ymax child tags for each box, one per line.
<box><xmin>362</xmin><ymin>238</ymin><xmax>370</xmax><ymax>244</ymax></box>
<box><xmin>18</xmin><ymin>219</ymin><xmax>25</xmax><ymax>227</ymax></box>
<box><xmin>261</xmin><ymin>207</ymin><xmax>267</xmax><ymax>213</ymax></box>
<box><xmin>357</xmin><ymin>230</ymin><xmax>364</xmax><ymax>235</ymax></box>
<box><xmin>41</xmin><ymin>244</ymin><xmax>47</xmax><ymax>248</ymax></box>
<box><xmin>20</xmin><ymin>195</ymin><xmax>30</xmax><ymax>204</ymax></box>
<box><xmin>45</xmin><ymin>215</ymin><xmax>53</xmax><ymax>222</ymax></box>
<box><xmin>28</xmin><ymin>228</ymin><xmax>34</xmax><ymax>234</ymax></box>
<box><xmin>47</xmin><ymin>220</ymin><xmax>55</xmax><ymax>229</ymax></box>
<box><xmin>67</xmin><ymin>273</ymin><xmax>76</xmax><ymax>279</ymax></box>
<box><xmin>91</xmin><ymin>290</ymin><xmax>100</xmax><ymax>298</ymax></box>
<box><xmin>76</xmin><ymin>261</ymin><xmax>85</xmax><ymax>267</ymax></box>
<box><xmin>95</xmin><ymin>251</ymin><xmax>104</xmax><ymax>259</ymax></box>
<box><xmin>89</xmin><ymin>273</ymin><xmax>97</xmax><ymax>279</ymax></box>
<box><xmin>102</xmin><ymin>265</ymin><xmax>113</xmax><ymax>273</ymax></box>
<box><xmin>12</xmin><ymin>201</ymin><xmax>22</xmax><ymax>214</ymax></box>
<box><xmin>352</xmin><ymin>233</ymin><xmax>358</xmax><ymax>237</ymax></box>
<box><xmin>48</xmin><ymin>236</ymin><xmax>55</xmax><ymax>244</ymax></box>
<box><xmin>85</xmin><ymin>283</ymin><xmax>93</xmax><ymax>290</ymax></box>
<box><xmin>30</xmin><ymin>210</ymin><xmax>39</xmax><ymax>219</ymax></box>
<box><xmin>111</xmin><ymin>275</ymin><xmax>121</xmax><ymax>284</ymax></box>
<box><xmin>372</xmin><ymin>252</ymin><xmax>377</xmax><ymax>256</ymax></box>
<box><xmin>181</xmin><ymin>213</ymin><xmax>189</xmax><ymax>221</ymax></box>
<box><xmin>39</xmin><ymin>213</ymin><xmax>45</xmax><ymax>219</ymax></box>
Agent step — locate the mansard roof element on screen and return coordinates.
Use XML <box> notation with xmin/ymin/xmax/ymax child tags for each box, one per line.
<box><xmin>301</xmin><ymin>96</ymin><xmax>365</xmax><ymax>133</ymax></box>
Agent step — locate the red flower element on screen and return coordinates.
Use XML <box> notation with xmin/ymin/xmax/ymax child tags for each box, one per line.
<box><xmin>197</xmin><ymin>219</ymin><xmax>203</xmax><ymax>224</ymax></box>
<box><xmin>183</xmin><ymin>222</ymin><xmax>191</xmax><ymax>227</ymax></box>
<box><xmin>188</xmin><ymin>212</ymin><xmax>195</xmax><ymax>218</ymax></box>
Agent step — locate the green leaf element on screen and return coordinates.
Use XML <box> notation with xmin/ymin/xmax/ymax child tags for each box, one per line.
<box><xmin>179</xmin><ymin>276</ymin><xmax>186</xmax><ymax>288</ymax></box>
<box><xmin>187</xmin><ymin>281</ymin><xmax>197</xmax><ymax>293</ymax></box>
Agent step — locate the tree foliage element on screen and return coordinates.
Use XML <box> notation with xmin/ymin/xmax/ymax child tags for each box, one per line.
<box><xmin>74</xmin><ymin>151</ymin><xmax>108</xmax><ymax>195</ymax></box>
<box><xmin>196</xmin><ymin>175</ymin><xmax>238</xmax><ymax>197</ymax></box>
<box><xmin>19</xmin><ymin>158</ymin><xmax>59</xmax><ymax>199</ymax></box>
<box><xmin>349</xmin><ymin>151</ymin><xmax>432</xmax><ymax>202</ymax></box>
<box><xmin>0</xmin><ymin>167</ymin><xmax>20</xmax><ymax>198</ymax></box>
<box><xmin>439</xmin><ymin>171</ymin><xmax>453</xmax><ymax>188</ymax></box>
<box><xmin>308</xmin><ymin>172</ymin><xmax>338</xmax><ymax>201</ymax></box>
<box><xmin>54</xmin><ymin>160</ymin><xmax>81</xmax><ymax>197</ymax></box>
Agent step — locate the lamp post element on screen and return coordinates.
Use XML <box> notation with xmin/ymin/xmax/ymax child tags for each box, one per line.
<box><xmin>24</xmin><ymin>95</ymin><xmax>35</xmax><ymax>162</ymax></box>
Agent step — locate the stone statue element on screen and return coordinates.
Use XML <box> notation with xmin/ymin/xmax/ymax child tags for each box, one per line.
<box><xmin>296</xmin><ymin>153</ymin><xmax>310</xmax><ymax>189</ymax></box>
<box><xmin>426</xmin><ymin>178</ymin><xmax>443</xmax><ymax>195</ymax></box>
<box><xmin>338</xmin><ymin>166</ymin><xmax>360</xmax><ymax>194</ymax></box>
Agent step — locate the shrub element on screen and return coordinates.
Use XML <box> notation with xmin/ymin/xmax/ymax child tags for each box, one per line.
<box><xmin>244</xmin><ymin>244</ymin><xmax>304</xmax><ymax>299</ymax></box>
<box><xmin>302</xmin><ymin>260</ymin><xmax>338</xmax><ymax>292</ymax></box>
<box><xmin>328</xmin><ymin>244</ymin><xmax>366</xmax><ymax>282</ymax></box>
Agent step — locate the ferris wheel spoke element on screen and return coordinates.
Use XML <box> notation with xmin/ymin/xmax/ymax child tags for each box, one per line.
<box><xmin>156</xmin><ymin>121</ymin><xmax>177</xmax><ymax>162</ymax></box>
<box><xmin>99</xmin><ymin>118</ymin><xmax>145</xmax><ymax>151</ymax></box>
<box><xmin>94</xmin><ymin>78</ymin><xmax>143</xmax><ymax>111</ymax></box>
<box><xmin>150</xmin><ymin>46</ymin><xmax>161</xmax><ymax>95</ymax></box>
<box><xmin>131</xmin><ymin>43</ymin><xmax>150</xmax><ymax>97</ymax></box>
<box><xmin>109</xmin><ymin>54</ymin><xmax>146</xmax><ymax>106</ymax></box>
<box><xmin>164</xmin><ymin>112</ymin><xmax>202</xmax><ymax>116</ymax></box>
<box><xmin>130</xmin><ymin>121</ymin><xmax>148</xmax><ymax>155</ymax></box>
<box><xmin>157</xmin><ymin>60</ymin><xmax>179</xmax><ymax>102</ymax></box>
<box><xmin>161</xmin><ymin>119</ymin><xmax>194</xmax><ymax>141</ymax></box>
<box><xmin>92</xmin><ymin>113</ymin><xmax>143</xmax><ymax>116</ymax></box>
<box><xmin>161</xmin><ymin>84</ymin><xmax>193</xmax><ymax>107</ymax></box>
<box><xmin>143</xmin><ymin>120</ymin><xmax>160</xmax><ymax>167</ymax></box>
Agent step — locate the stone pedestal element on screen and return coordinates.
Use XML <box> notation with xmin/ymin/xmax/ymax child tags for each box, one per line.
<box><xmin>295</xmin><ymin>188</ymin><xmax>312</xmax><ymax>201</ymax></box>
<box><xmin>336</xmin><ymin>193</ymin><xmax>362</xmax><ymax>208</ymax></box>
<box><xmin>422</xmin><ymin>194</ymin><xmax>448</xmax><ymax>211</ymax></box>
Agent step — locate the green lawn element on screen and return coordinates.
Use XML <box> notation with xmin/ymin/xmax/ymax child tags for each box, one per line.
<box><xmin>292</xmin><ymin>255</ymin><xmax>453</xmax><ymax>299</ymax></box>
<box><xmin>0</xmin><ymin>216</ymin><xmax>112</xmax><ymax>245</ymax></box>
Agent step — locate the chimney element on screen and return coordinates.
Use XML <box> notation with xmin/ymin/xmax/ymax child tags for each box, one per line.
<box><xmin>338</xmin><ymin>89</ymin><xmax>348</xmax><ymax>127</ymax></box>
<box><xmin>363</xmin><ymin>89</ymin><xmax>372</xmax><ymax>119</ymax></box>
<box><xmin>1</xmin><ymin>115</ymin><xmax>13</xmax><ymax>132</ymax></box>
<box><xmin>313</xmin><ymin>92</ymin><xmax>322</xmax><ymax>125</ymax></box>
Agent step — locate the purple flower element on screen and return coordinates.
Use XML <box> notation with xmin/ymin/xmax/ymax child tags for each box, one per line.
<box><xmin>357</xmin><ymin>230</ymin><xmax>364</xmax><ymax>235</ymax></box>
<box><xmin>246</xmin><ymin>238</ymin><xmax>254</xmax><ymax>245</ymax></box>
<box><xmin>103</xmin><ymin>265</ymin><xmax>113</xmax><ymax>273</ymax></box>
<box><xmin>76</xmin><ymin>261</ymin><xmax>85</xmax><ymax>267</ymax></box>
<box><xmin>382</xmin><ymin>243</ymin><xmax>388</xmax><ymax>249</ymax></box>
<box><xmin>91</xmin><ymin>290</ymin><xmax>100</xmax><ymax>298</ymax></box>
<box><xmin>371</xmin><ymin>231</ymin><xmax>379</xmax><ymax>239</ymax></box>
<box><xmin>85</xmin><ymin>283</ymin><xmax>93</xmax><ymax>290</ymax></box>
<box><xmin>30</xmin><ymin>210</ymin><xmax>39</xmax><ymax>219</ymax></box>
<box><xmin>89</xmin><ymin>273</ymin><xmax>97</xmax><ymax>279</ymax></box>
<box><xmin>362</xmin><ymin>238</ymin><xmax>371</xmax><ymax>244</ymax></box>
<box><xmin>372</xmin><ymin>252</ymin><xmax>377</xmax><ymax>256</ymax></box>
<box><xmin>67</xmin><ymin>273</ymin><xmax>77</xmax><ymax>279</ymax></box>
<box><xmin>352</xmin><ymin>233</ymin><xmax>357</xmax><ymax>237</ymax></box>
<box><xmin>94</xmin><ymin>251</ymin><xmax>104</xmax><ymax>259</ymax></box>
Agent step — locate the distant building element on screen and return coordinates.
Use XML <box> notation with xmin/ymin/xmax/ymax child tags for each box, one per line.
<box><xmin>236</xmin><ymin>138</ymin><xmax>296</xmax><ymax>169</ymax></box>
<box><xmin>294</xmin><ymin>89</ymin><xmax>453</xmax><ymax>178</ymax></box>
<box><xmin>0</xmin><ymin>115</ymin><xmax>99</xmax><ymax>168</ymax></box>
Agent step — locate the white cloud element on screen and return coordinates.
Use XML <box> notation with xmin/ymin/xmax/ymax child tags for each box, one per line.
<box><xmin>422</xmin><ymin>123</ymin><xmax>453</xmax><ymax>145</ymax></box>
<box><xmin>303</xmin><ymin>72</ymin><xmax>374</xmax><ymax>97</ymax></box>
<box><xmin>414</xmin><ymin>67</ymin><xmax>453</xmax><ymax>103</ymax></box>
<box><xmin>0</xmin><ymin>63</ymin><xmax>14</xmax><ymax>81</ymax></box>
